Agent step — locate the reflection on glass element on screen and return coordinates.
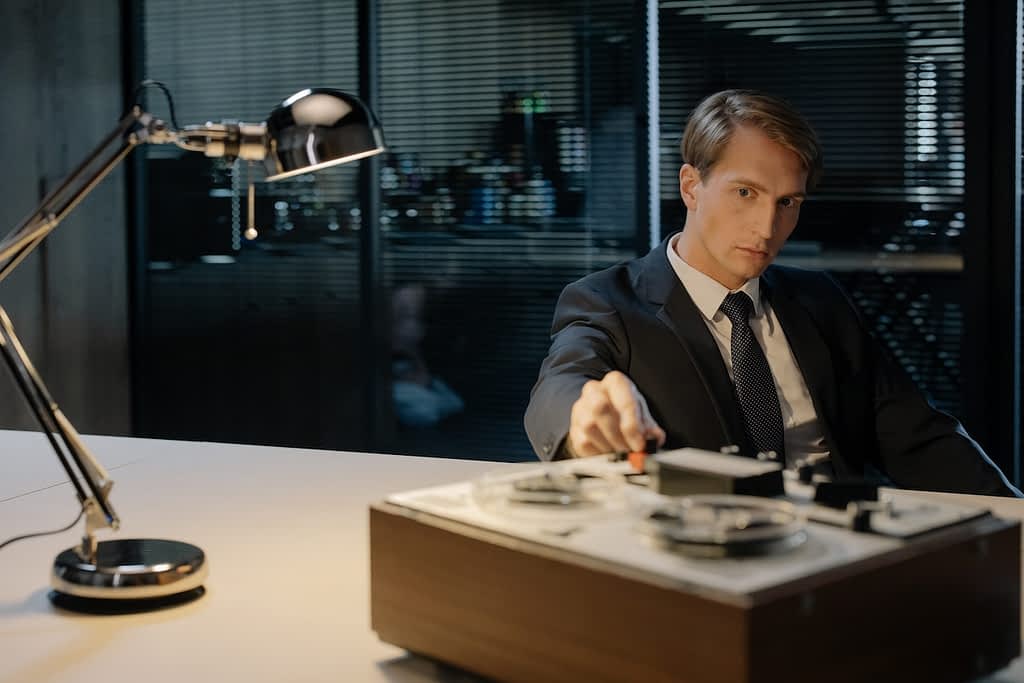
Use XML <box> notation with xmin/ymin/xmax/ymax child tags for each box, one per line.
<box><xmin>378</xmin><ymin>0</ymin><xmax>638</xmax><ymax>459</ymax></box>
<box><xmin>657</xmin><ymin>0</ymin><xmax>969</xmax><ymax>416</ymax></box>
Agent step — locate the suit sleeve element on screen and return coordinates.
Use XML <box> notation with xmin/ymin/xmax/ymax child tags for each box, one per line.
<box><xmin>871</xmin><ymin>344</ymin><xmax>1021</xmax><ymax>496</ymax></box>
<box><xmin>524</xmin><ymin>278</ymin><xmax>630</xmax><ymax>461</ymax></box>
<box><xmin>826</xmin><ymin>276</ymin><xmax>1024</xmax><ymax>497</ymax></box>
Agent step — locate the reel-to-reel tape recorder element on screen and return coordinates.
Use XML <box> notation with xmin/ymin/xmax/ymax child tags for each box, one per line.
<box><xmin>369</xmin><ymin>449</ymin><xmax>1020</xmax><ymax>683</ymax></box>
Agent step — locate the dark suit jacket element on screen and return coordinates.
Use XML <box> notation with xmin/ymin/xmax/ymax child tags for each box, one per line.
<box><xmin>525</xmin><ymin>234</ymin><xmax>1021</xmax><ymax>497</ymax></box>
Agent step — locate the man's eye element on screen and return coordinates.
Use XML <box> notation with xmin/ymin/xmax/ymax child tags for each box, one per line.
<box><xmin>779</xmin><ymin>197</ymin><xmax>793</xmax><ymax>208</ymax></box>
<box><xmin>737</xmin><ymin>187</ymin><xmax>751</xmax><ymax>198</ymax></box>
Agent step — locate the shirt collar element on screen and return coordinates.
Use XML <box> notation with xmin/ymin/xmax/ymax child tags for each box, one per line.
<box><xmin>666</xmin><ymin>232</ymin><xmax>763</xmax><ymax>321</ymax></box>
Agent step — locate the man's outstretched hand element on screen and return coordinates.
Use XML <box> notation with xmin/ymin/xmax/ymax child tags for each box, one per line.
<box><xmin>566</xmin><ymin>371</ymin><xmax>666</xmax><ymax>457</ymax></box>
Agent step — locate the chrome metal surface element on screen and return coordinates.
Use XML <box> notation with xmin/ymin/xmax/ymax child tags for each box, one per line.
<box><xmin>507</xmin><ymin>471</ymin><xmax>587</xmax><ymax>505</ymax></box>
<box><xmin>52</xmin><ymin>538</ymin><xmax>207</xmax><ymax>600</ymax></box>
<box><xmin>263</xmin><ymin>88</ymin><xmax>385</xmax><ymax>180</ymax></box>
<box><xmin>175</xmin><ymin>121</ymin><xmax>268</xmax><ymax>161</ymax></box>
<box><xmin>0</xmin><ymin>87</ymin><xmax>378</xmax><ymax>618</ymax></box>
<box><xmin>470</xmin><ymin>462</ymin><xmax>625</xmax><ymax>522</ymax></box>
<box><xmin>641</xmin><ymin>494</ymin><xmax>806</xmax><ymax>557</ymax></box>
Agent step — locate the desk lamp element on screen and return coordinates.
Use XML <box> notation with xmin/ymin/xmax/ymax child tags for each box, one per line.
<box><xmin>0</xmin><ymin>87</ymin><xmax>384</xmax><ymax>612</ymax></box>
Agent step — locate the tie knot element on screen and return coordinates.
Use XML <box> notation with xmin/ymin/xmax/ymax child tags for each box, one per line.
<box><xmin>720</xmin><ymin>291</ymin><xmax>753</xmax><ymax>325</ymax></box>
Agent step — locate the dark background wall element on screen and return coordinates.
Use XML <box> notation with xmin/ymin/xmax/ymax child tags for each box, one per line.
<box><xmin>0</xmin><ymin>0</ymin><xmax>130</xmax><ymax>435</ymax></box>
<box><xmin>0</xmin><ymin>0</ymin><xmax>1017</xmax><ymax>483</ymax></box>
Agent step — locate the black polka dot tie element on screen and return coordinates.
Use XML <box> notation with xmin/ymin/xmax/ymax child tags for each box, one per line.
<box><xmin>719</xmin><ymin>292</ymin><xmax>785</xmax><ymax>460</ymax></box>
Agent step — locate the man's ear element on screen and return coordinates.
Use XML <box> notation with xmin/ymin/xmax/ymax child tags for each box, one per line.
<box><xmin>679</xmin><ymin>164</ymin><xmax>701</xmax><ymax>211</ymax></box>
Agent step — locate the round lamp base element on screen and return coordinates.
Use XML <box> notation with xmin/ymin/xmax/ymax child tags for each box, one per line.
<box><xmin>50</xmin><ymin>538</ymin><xmax>207</xmax><ymax>614</ymax></box>
<box><xmin>49</xmin><ymin>585</ymin><xmax>205</xmax><ymax>614</ymax></box>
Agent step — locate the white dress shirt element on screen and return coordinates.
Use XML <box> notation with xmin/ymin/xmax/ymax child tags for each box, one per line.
<box><xmin>665</xmin><ymin>233</ymin><xmax>829</xmax><ymax>463</ymax></box>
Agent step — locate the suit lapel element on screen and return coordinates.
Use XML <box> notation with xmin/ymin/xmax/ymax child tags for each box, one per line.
<box><xmin>636</xmin><ymin>241</ymin><xmax>847</xmax><ymax>466</ymax></box>
<box><xmin>638</xmin><ymin>237</ymin><xmax>747</xmax><ymax>449</ymax></box>
<box><xmin>657</xmin><ymin>288</ymin><xmax>749</xmax><ymax>449</ymax></box>
<box><xmin>761</xmin><ymin>268</ymin><xmax>843</xmax><ymax>465</ymax></box>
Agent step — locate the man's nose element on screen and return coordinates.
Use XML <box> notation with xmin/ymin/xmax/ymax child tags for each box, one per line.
<box><xmin>753</xmin><ymin>204</ymin><xmax>778</xmax><ymax>240</ymax></box>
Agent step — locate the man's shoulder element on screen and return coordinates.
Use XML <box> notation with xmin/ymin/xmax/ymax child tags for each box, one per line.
<box><xmin>552</xmin><ymin>252</ymin><xmax>664</xmax><ymax>324</ymax></box>
<box><xmin>764</xmin><ymin>263</ymin><xmax>845</xmax><ymax>299</ymax></box>
<box><xmin>566</xmin><ymin>252</ymin><xmax>649</xmax><ymax>295</ymax></box>
<box><xmin>765</xmin><ymin>262</ymin><xmax>834</xmax><ymax>284</ymax></box>
<box><xmin>764</xmin><ymin>264</ymin><xmax>865</xmax><ymax>332</ymax></box>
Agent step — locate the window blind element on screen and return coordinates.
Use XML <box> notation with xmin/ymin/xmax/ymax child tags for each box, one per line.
<box><xmin>137</xmin><ymin>0</ymin><xmax>641</xmax><ymax>459</ymax></box>
<box><xmin>138</xmin><ymin>0</ymin><xmax>366</xmax><ymax>447</ymax></box>
<box><xmin>138</xmin><ymin>0</ymin><xmax>971</xmax><ymax>454</ymax></box>
<box><xmin>376</xmin><ymin>0</ymin><xmax>639</xmax><ymax>459</ymax></box>
<box><xmin>658</xmin><ymin>0</ymin><xmax>968</xmax><ymax>415</ymax></box>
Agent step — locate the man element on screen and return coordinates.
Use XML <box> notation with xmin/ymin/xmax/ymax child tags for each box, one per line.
<box><xmin>524</xmin><ymin>89</ymin><xmax>1020</xmax><ymax>497</ymax></box>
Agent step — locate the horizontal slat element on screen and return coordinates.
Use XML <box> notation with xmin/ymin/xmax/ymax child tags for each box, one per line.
<box><xmin>139</xmin><ymin>0</ymin><xmax>973</xmax><ymax>455</ymax></box>
<box><xmin>656</xmin><ymin>0</ymin><xmax>967</xmax><ymax>417</ymax></box>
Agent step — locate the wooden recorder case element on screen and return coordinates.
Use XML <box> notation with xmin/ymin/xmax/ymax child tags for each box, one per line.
<box><xmin>370</xmin><ymin>460</ymin><xmax>1020</xmax><ymax>683</ymax></box>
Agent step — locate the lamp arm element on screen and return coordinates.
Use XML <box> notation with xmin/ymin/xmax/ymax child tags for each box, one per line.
<box><xmin>0</xmin><ymin>105</ymin><xmax>270</xmax><ymax>561</ymax></box>
<box><xmin>0</xmin><ymin>88</ymin><xmax>385</xmax><ymax>609</ymax></box>
<box><xmin>0</xmin><ymin>305</ymin><xmax>118</xmax><ymax>563</ymax></box>
<box><xmin>0</xmin><ymin>103</ymin><xmax>273</xmax><ymax>564</ymax></box>
<box><xmin>0</xmin><ymin>108</ymin><xmax>177</xmax><ymax>560</ymax></box>
<box><xmin>0</xmin><ymin>310</ymin><xmax>92</xmax><ymax>504</ymax></box>
<box><xmin>0</xmin><ymin>111</ymin><xmax>150</xmax><ymax>283</ymax></box>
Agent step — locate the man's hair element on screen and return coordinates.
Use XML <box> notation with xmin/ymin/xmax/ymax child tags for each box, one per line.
<box><xmin>681</xmin><ymin>89</ymin><xmax>823</xmax><ymax>191</ymax></box>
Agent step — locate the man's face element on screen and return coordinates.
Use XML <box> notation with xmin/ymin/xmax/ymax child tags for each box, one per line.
<box><xmin>677</xmin><ymin>124</ymin><xmax>808</xmax><ymax>290</ymax></box>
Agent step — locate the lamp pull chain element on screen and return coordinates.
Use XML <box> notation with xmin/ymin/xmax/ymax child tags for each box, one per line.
<box><xmin>244</xmin><ymin>161</ymin><xmax>258</xmax><ymax>240</ymax></box>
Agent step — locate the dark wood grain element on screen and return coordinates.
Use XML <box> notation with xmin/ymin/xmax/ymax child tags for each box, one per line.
<box><xmin>370</xmin><ymin>503</ymin><xmax>1020</xmax><ymax>683</ymax></box>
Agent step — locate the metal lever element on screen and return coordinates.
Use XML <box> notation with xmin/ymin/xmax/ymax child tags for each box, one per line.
<box><xmin>245</xmin><ymin>161</ymin><xmax>258</xmax><ymax>240</ymax></box>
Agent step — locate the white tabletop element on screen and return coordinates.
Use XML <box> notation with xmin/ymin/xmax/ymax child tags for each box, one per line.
<box><xmin>0</xmin><ymin>431</ymin><xmax>1021</xmax><ymax>683</ymax></box>
<box><xmin>0</xmin><ymin>431</ymin><xmax>499</xmax><ymax>683</ymax></box>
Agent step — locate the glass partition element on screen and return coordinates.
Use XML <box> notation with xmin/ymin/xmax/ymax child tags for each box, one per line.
<box><xmin>657</xmin><ymin>0</ymin><xmax>969</xmax><ymax>416</ymax></box>
<box><xmin>136</xmin><ymin>0</ymin><xmax>987</xmax><ymax>460</ymax></box>
<box><xmin>376</xmin><ymin>0</ymin><xmax>639</xmax><ymax>458</ymax></box>
<box><xmin>136</xmin><ymin>0</ymin><xmax>640</xmax><ymax>460</ymax></box>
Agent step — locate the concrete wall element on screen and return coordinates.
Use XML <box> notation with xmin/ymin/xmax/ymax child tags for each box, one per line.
<box><xmin>0</xmin><ymin>0</ymin><xmax>130</xmax><ymax>435</ymax></box>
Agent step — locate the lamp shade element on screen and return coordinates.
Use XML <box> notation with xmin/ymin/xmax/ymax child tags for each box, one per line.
<box><xmin>263</xmin><ymin>88</ymin><xmax>385</xmax><ymax>181</ymax></box>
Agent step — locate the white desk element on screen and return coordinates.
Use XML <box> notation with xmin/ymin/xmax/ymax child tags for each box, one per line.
<box><xmin>0</xmin><ymin>431</ymin><xmax>1021</xmax><ymax>683</ymax></box>
<box><xmin>0</xmin><ymin>431</ymin><xmax>499</xmax><ymax>683</ymax></box>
